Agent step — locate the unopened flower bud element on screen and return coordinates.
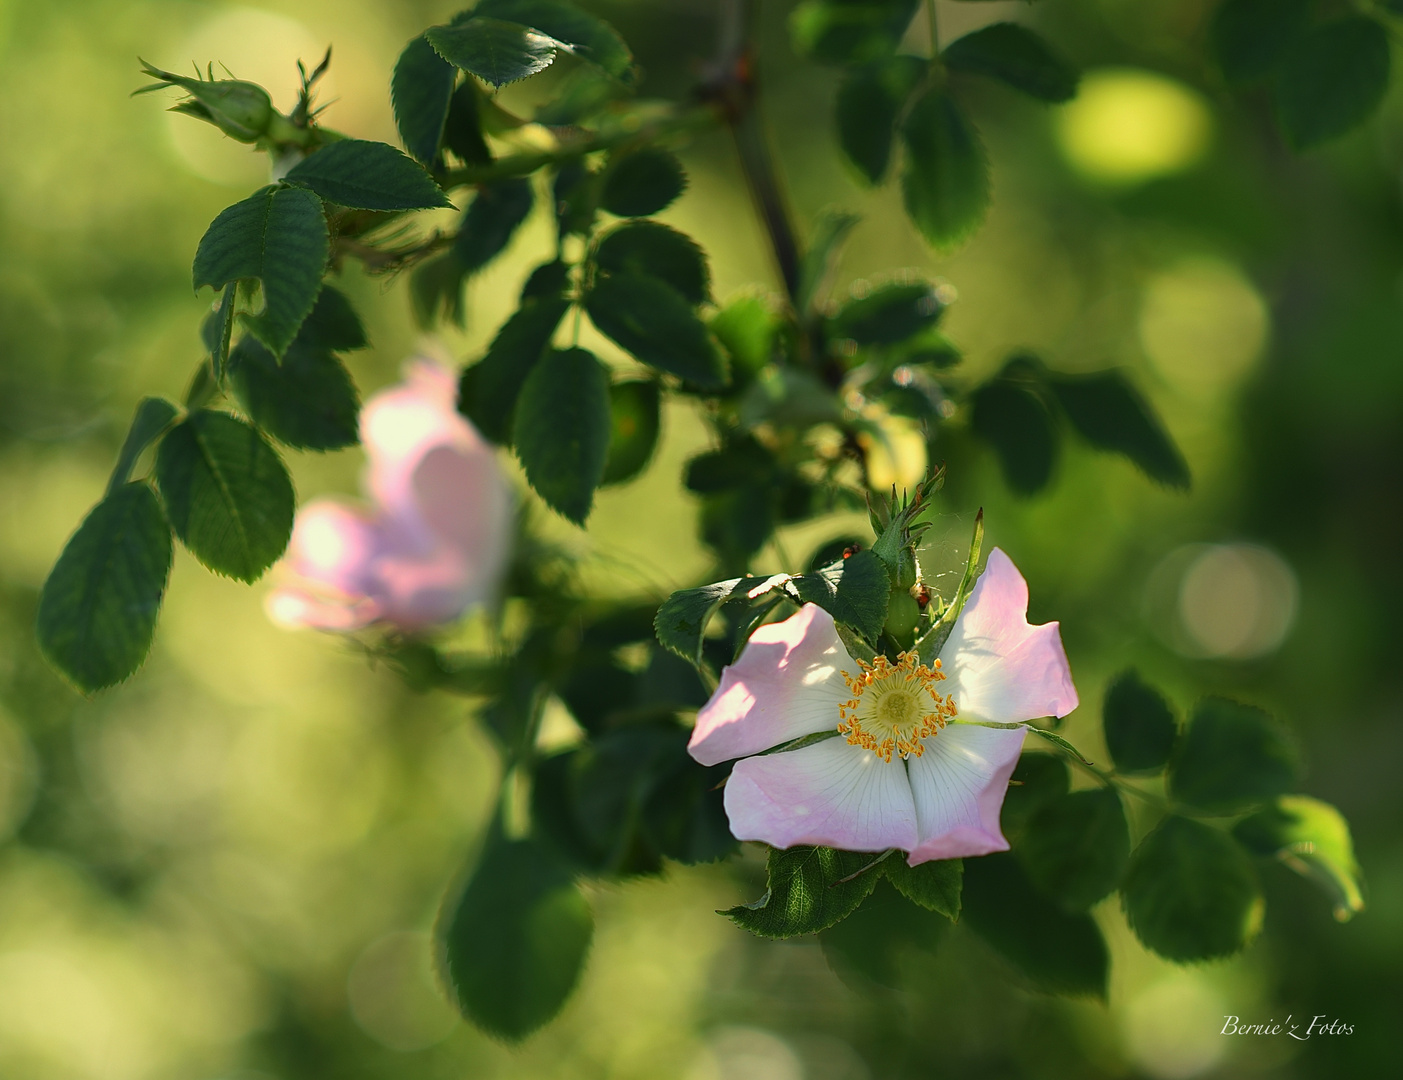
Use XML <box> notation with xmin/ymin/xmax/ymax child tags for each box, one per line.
<box><xmin>137</xmin><ymin>62</ymin><xmax>274</xmax><ymax>143</ymax></box>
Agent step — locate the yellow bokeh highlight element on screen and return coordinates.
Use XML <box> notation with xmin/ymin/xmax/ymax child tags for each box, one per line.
<box><xmin>1138</xmin><ymin>257</ymin><xmax>1270</xmax><ymax>395</ymax></box>
<box><xmin>1056</xmin><ymin>69</ymin><xmax>1212</xmax><ymax>185</ymax></box>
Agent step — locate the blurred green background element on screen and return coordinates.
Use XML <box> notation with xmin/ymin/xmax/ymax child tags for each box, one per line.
<box><xmin>1</xmin><ymin>0</ymin><xmax>1400</xmax><ymax>1077</ymax></box>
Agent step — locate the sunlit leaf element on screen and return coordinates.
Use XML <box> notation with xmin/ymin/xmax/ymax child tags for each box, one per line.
<box><xmin>600</xmin><ymin>379</ymin><xmax>661</xmax><ymax>486</ymax></box>
<box><xmin>1234</xmin><ymin>796</ymin><xmax>1365</xmax><ymax>922</ymax></box>
<box><xmin>788</xmin><ymin>548</ymin><xmax>890</xmax><ymax>643</ymax></box>
<box><xmin>726</xmin><ymin>845</ymin><xmax>883</xmax><ymax>938</ymax></box>
<box><xmin>427</xmin><ymin>17</ymin><xmax>565</xmax><ymax>88</ymax></box>
<box><xmin>477</xmin><ymin>0</ymin><xmax>635</xmax><ymax>83</ymax></box>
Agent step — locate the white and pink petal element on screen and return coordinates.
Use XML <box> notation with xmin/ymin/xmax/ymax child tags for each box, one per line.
<box><xmin>904</xmin><ymin>723</ymin><xmax>1026</xmax><ymax>864</ymax></box>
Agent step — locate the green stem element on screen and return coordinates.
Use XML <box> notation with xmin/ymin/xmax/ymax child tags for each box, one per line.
<box><xmin>926</xmin><ymin>0</ymin><xmax>939</xmax><ymax>57</ymax></box>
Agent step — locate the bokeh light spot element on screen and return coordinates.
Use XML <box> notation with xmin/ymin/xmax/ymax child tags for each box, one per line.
<box><xmin>1123</xmin><ymin>972</ymin><xmax>1228</xmax><ymax>1079</ymax></box>
<box><xmin>1144</xmin><ymin>543</ymin><xmax>1299</xmax><ymax>659</ymax></box>
<box><xmin>1138</xmin><ymin>257</ymin><xmax>1269</xmax><ymax>394</ymax></box>
<box><xmin>1056</xmin><ymin>69</ymin><xmax>1211</xmax><ymax>185</ymax></box>
<box><xmin>689</xmin><ymin>1026</ymin><xmax>806</xmax><ymax>1080</ymax></box>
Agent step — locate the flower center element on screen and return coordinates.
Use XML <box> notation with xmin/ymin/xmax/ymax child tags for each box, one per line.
<box><xmin>837</xmin><ymin>652</ymin><xmax>959</xmax><ymax>763</ymax></box>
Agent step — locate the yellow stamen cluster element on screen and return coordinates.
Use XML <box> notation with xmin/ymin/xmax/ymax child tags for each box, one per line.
<box><xmin>836</xmin><ymin>652</ymin><xmax>959</xmax><ymax>763</ymax></box>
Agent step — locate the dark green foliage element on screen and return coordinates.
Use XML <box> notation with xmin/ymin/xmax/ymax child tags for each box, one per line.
<box><xmin>512</xmin><ymin>348</ymin><xmax>612</xmax><ymax>523</ymax></box>
<box><xmin>1018</xmin><ymin>788</ymin><xmax>1130</xmax><ymax>911</ymax></box>
<box><xmin>594</xmin><ymin>221</ymin><xmax>710</xmax><ymax>305</ymax></box>
<box><xmin>1001</xmin><ymin>753</ymin><xmax>1071</xmax><ymax>841</ymax></box>
<box><xmin>391</xmin><ymin>34</ymin><xmax>457</xmax><ymax>163</ymax></box>
<box><xmin>201</xmin><ymin>284</ymin><xmax>236</xmax><ymax>376</ymax></box>
<box><xmin>789</xmin><ymin>548</ymin><xmax>890</xmax><ymax>643</ymax></box>
<box><xmin>521</xmin><ymin>259</ymin><xmax>571</xmax><ymax>301</ymax></box>
<box><xmin>700</xmin><ymin>486</ymin><xmax>775</xmax><ymax>567</ymax></box>
<box><xmin>962</xmin><ymin>852</ymin><xmax>1109</xmax><ymax>999</ymax></box>
<box><xmin>444</xmin><ymin>80</ymin><xmax>493</xmax><ymax>164</ymax></box>
<box><xmin>457</xmin><ymin>178</ymin><xmax>535</xmax><ymax>272</ymax></box>
<box><xmin>192</xmin><ymin>185</ymin><xmax>328</xmax><ymax>357</ymax></box>
<box><xmin>1169</xmin><ymin>698</ymin><xmax>1298</xmax><ymax>813</ymax></box>
<box><xmin>553</xmin><ymin>160</ymin><xmax>599</xmax><ymax>238</ymax></box>
<box><xmin>601</xmin><ymin>380</ymin><xmax>661</xmax><ymax>485</ymax></box>
<box><xmin>1102</xmin><ymin>669</ymin><xmax>1177</xmax><ymax>774</ymax></box>
<box><xmin>900</xmin><ymin>88</ymin><xmax>990</xmax><ymax>250</ymax></box>
<box><xmin>1234</xmin><ymin>796</ymin><xmax>1365</xmax><ymax>922</ymax></box>
<box><xmin>297</xmin><ymin>285</ymin><xmax>368</xmax><ymax>351</ymax></box>
<box><xmin>36</xmin><ymin>483</ymin><xmax>173</xmax><ymax>693</ymax></box>
<box><xmin>829</xmin><ymin>280</ymin><xmax>943</xmax><ymax>346</ymax></box>
<box><xmin>685</xmin><ymin>437</ymin><xmax>778</xmax><ymax>494</ymax></box>
<box><xmin>534</xmin><ymin>722</ymin><xmax>733</xmax><ymax>874</ymax></box>
<box><xmin>1121</xmin><ymin>816</ymin><xmax>1263</xmax><ymax>961</ymax></box>
<box><xmin>585</xmin><ymin>272</ymin><xmax>726</xmax><ymax>387</ymax></box>
<box><xmin>796</xmin><ymin>208</ymin><xmax>861</xmax><ymax>315</ymax></box>
<box><xmin>427</xmin><ymin>17</ymin><xmax>565</xmax><ymax>88</ymax></box>
<box><xmin>440</xmin><ymin>835</ymin><xmax>593</xmax><ymax>1040</ymax></box>
<box><xmin>971</xmin><ymin>376</ymin><xmax>1058</xmax><ymax>495</ymax></box>
<box><xmin>459</xmin><ymin>297</ymin><xmax>570</xmax><ymax>444</ymax></box>
<box><xmin>155</xmin><ymin>411</ymin><xmax>296</xmax><ymax>583</ymax></box>
<box><xmin>819</xmin><ymin>878</ymin><xmax>949</xmax><ymax>987</ymax></box>
<box><xmin>107</xmin><ymin>397</ymin><xmax>177</xmax><ymax>493</ymax></box>
<box><xmin>1276</xmin><ymin>17</ymin><xmax>1390</xmax><ymax>148</ymax></box>
<box><xmin>726</xmin><ymin>845</ymin><xmax>884</xmax><ymax>938</ymax></box>
<box><xmin>1210</xmin><ymin>0</ymin><xmax>1312</xmax><ymax>86</ymax></box>
<box><xmin>942</xmin><ymin>23</ymin><xmax>1079</xmax><ymax>103</ymax></box>
<box><xmin>835</xmin><ymin>56</ymin><xmax>925</xmax><ymax>184</ymax></box>
<box><xmin>227</xmin><ymin>338</ymin><xmax>359</xmax><ymax>451</ymax></box>
<box><xmin>653</xmin><ymin>577</ymin><xmax>747</xmax><ymax>666</ymax></box>
<box><xmin>476</xmin><ymin>0</ymin><xmax>635</xmax><ymax>84</ymax></box>
<box><xmin>790</xmin><ymin>0</ymin><xmax>920</xmax><ymax>65</ymax></box>
<box><xmin>1049</xmin><ymin>371</ymin><xmax>1190</xmax><ymax>488</ymax></box>
<box><xmin>601</xmin><ymin>148</ymin><xmax>687</xmax><ymax>217</ymax></box>
<box><xmin>284</xmin><ymin>138</ymin><xmax>452</xmax><ymax>211</ymax></box>
<box><xmin>883</xmin><ymin>856</ymin><xmax>962</xmax><ymax>920</ymax></box>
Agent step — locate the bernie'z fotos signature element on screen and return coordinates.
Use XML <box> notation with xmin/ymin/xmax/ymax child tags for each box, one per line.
<box><xmin>1221</xmin><ymin>1015</ymin><xmax>1354</xmax><ymax>1040</ymax></box>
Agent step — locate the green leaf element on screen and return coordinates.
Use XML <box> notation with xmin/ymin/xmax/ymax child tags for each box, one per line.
<box><xmin>36</xmin><ymin>482</ymin><xmax>173</xmax><ymax>693</ymax></box>
<box><xmin>819</xmin><ymin>877</ymin><xmax>949</xmax><ymax>987</ymax></box>
<box><xmin>710</xmin><ymin>295</ymin><xmax>778</xmax><ymax>383</ymax></box>
<box><xmin>1000</xmin><ymin>752</ymin><xmax>1070</xmax><ymax>842</ymax></box>
<box><xmin>796</xmin><ymin>208</ymin><xmax>860</xmax><ymax>316</ymax></box>
<box><xmin>1018</xmin><ymin>788</ymin><xmax>1130</xmax><ymax>911</ymax></box>
<box><xmin>1168</xmin><ymin>698</ymin><xmax>1299</xmax><ymax>814</ymax></box>
<box><xmin>685</xmin><ymin>437</ymin><xmax>778</xmax><ymax>494</ymax></box>
<box><xmin>899</xmin><ymin>88</ymin><xmax>990</xmax><ymax>250</ymax></box>
<box><xmin>1210</xmin><ymin>0</ymin><xmax>1312</xmax><ymax>86</ymax></box>
<box><xmin>477</xmin><ymin>0</ymin><xmax>635</xmax><ymax>83</ymax></box>
<box><xmin>962</xmin><ymin>851</ymin><xmax>1109</xmax><ymax>999</ymax></box>
<box><xmin>1234</xmin><ymin>796</ymin><xmax>1365</xmax><ymax>922</ymax></box>
<box><xmin>456</xmin><ymin>177</ymin><xmax>535</xmax><ymax>272</ymax></box>
<box><xmin>700</xmin><ymin>486</ymin><xmax>775</xmax><ymax>569</ymax></box>
<box><xmin>726</xmin><ymin>845</ymin><xmax>885</xmax><ymax>938</ymax></box>
<box><xmin>192</xmin><ymin>185</ymin><xmax>329</xmax><ymax>358</ymax></box>
<box><xmin>594</xmin><ymin>221</ymin><xmax>710</xmax><ymax>305</ymax></box>
<box><xmin>155</xmin><ymin>410</ymin><xmax>295</xmax><ymax>582</ymax></box>
<box><xmin>600</xmin><ymin>147</ymin><xmax>687</xmax><ymax>217</ymax></box>
<box><xmin>439</xmin><ymin>835</ymin><xmax>593</xmax><ymax>1040</ymax></box>
<box><xmin>391</xmin><ymin>34</ymin><xmax>458</xmax><ymax>164</ymax></box>
<box><xmin>600</xmin><ymin>379</ymin><xmax>661</xmax><ymax>486</ymax></box>
<box><xmin>1048</xmin><ymin>370</ymin><xmax>1190</xmax><ymax>488</ymax></box>
<box><xmin>830</xmin><ymin>280</ymin><xmax>944</xmax><ymax>346</ymax></box>
<box><xmin>200</xmin><ymin>283</ymin><xmax>236</xmax><ymax>377</ymax></box>
<box><xmin>1102</xmin><ymin>669</ymin><xmax>1177</xmax><ymax>774</ymax></box>
<box><xmin>107</xmin><ymin>397</ymin><xmax>178</xmax><ymax>494</ymax></box>
<box><xmin>512</xmin><ymin>347</ymin><xmax>611</xmax><ymax>524</ymax></box>
<box><xmin>942</xmin><ymin>23</ymin><xmax>1079</xmax><ymax>103</ymax></box>
<box><xmin>1276</xmin><ymin>17</ymin><xmax>1390</xmax><ymax>149</ymax></box>
<box><xmin>295</xmin><ymin>284</ymin><xmax>368</xmax><ymax>352</ymax></box>
<box><xmin>427</xmin><ymin>17</ymin><xmax>565</xmax><ymax>88</ymax></box>
<box><xmin>521</xmin><ymin>259</ymin><xmax>571</xmax><ymax>301</ymax></box>
<box><xmin>788</xmin><ymin>548</ymin><xmax>890</xmax><ymax>643</ymax></box>
<box><xmin>835</xmin><ymin>56</ymin><xmax>925</xmax><ymax>184</ymax></box>
<box><xmin>1121</xmin><ymin>815</ymin><xmax>1263</xmax><ymax>961</ymax></box>
<box><xmin>227</xmin><ymin>337</ymin><xmax>360</xmax><ymax>451</ymax></box>
<box><xmin>460</xmin><ymin>297</ymin><xmax>570</xmax><ymax>444</ymax></box>
<box><xmin>655</xmin><ymin>578</ymin><xmax>745</xmax><ymax>667</ymax></box>
<box><xmin>445</xmin><ymin>80</ymin><xmax>493</xmax><ymax>164</ymax></box>
<box><xmin>883</xmin><ymin>856</ymin><xmax>962</xmax><ymax>920</ymax></box>
<box><xmin>284</xmin><ymin>138</ymin><xmax>452</xmax><ymax>211</ymax></box>
<box><xmin>585</xmin><ymin>272</ymin><xmax>726</xmax><ymax>388</ymax></box>
<box><xmin>790</xmin><ymin>0</ymin><xmax>921</xmax><ymax>65</ymax></box>
<box><xmin>971</xmin><ymin>375</ymin><xmax>1058</xmax><ymax>496</ymax></box>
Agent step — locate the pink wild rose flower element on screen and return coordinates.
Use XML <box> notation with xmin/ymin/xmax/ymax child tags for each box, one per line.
<box><xmin>266</xmin><ymin>359</ymin><xmax>512</xmax><ymax>632</ymax></box>
<box><xmin>688</xmin><ymin>548</ymin><xmax>1078</xmax><ymax>865</ymax></box>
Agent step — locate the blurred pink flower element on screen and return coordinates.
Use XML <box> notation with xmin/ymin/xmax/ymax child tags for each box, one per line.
<box><xmin>688</xmin><ymin>548</ymin><xmax>1078</xmax><ymax>865</ymax></box>
<box><xmin>266</xmin><ymin>359</ymin><xmax>513</xmax><ymax>632</ymax></box>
